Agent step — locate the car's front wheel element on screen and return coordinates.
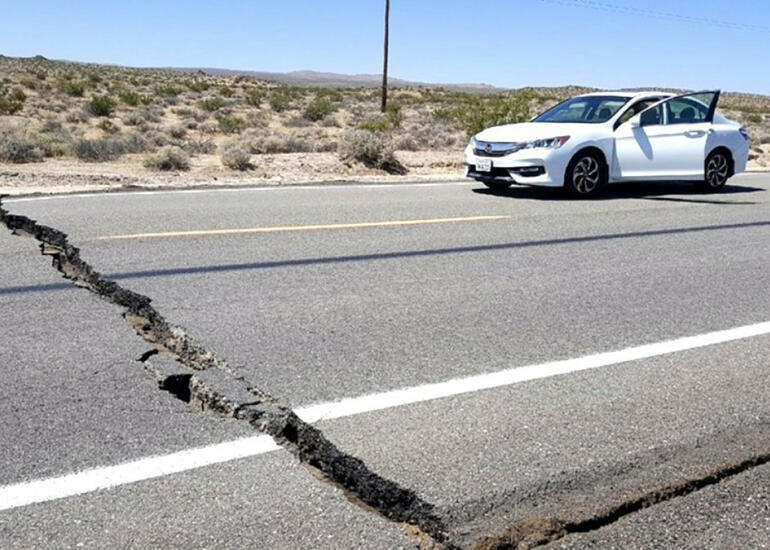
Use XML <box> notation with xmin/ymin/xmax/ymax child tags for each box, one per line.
<box><xmin>699</xmin><ymin>150</ymin><xmax>731</xmax><ymax>191</ymax></box>
<box><xmin>565</xmin><ymin>151</ymin><xmax>605</xmax><ymax>198</ymax></box>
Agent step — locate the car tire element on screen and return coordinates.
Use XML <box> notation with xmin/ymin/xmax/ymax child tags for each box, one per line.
<box><xmin>565</xmin><ymin>151</ymin><xmax>606</xmax><ymax>198</ymax></box>
<box><xmin>698</xmin><ymin>150</ymin><xmax>731</xmax><ymax>192</ymax></box>
<box><xmin>482</xmin><ymin>181</ymin><xmax>512</xmax><ymax>191</ymax></box>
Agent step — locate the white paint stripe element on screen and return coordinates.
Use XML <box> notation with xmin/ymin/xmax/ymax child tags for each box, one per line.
<box><xmin>4</xmin><ymin>181</ymin><xmax>470</xmax><ymax>203</ymax></box>
<box><xmin>1</xmin><ymin>320</ymin><xmax>768</xmax><ymax>511</ymax></box>
<box><xmin>0</xmin><ymin>436</ymin><xmax>278</xmax><ymax>512</ymax></box>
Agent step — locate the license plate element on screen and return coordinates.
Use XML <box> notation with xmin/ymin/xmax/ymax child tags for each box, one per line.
<box><xmin>476</xmin><ymin>158</ymin><xmax>492</xmax><ymax>172</ymax></box>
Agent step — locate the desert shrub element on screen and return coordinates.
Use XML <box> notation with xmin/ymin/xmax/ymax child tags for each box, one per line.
<box><xmin>87</xmin><ymin>95</ymin><xmax>116</xmax><ymax>117</ymax></box>
<box><xmin>169</xmin><ymin>125</ymin><xmax>187</xmax><ymax>139</ymax></box>
<box><xmin>221</xmin><ymin>144</ymin><xmax>253</xmax><ymax>170</ymax></box>
<box><xmin>0</xmin><ymin>128</ymin><xmax>44</xmax><ymax>163</ymax></box>
<box><xmin>37</xmin><ymin>131</ymin><xmax>73</xmax><ymax>157</ymax></box>
<box><xmin>21</xmin><ymin>78</ymin><xmax>40</xmax><ymax>90</ymax></box>
<box><xmin>121</xmin><ymin>112</ymin><xmax>145</xmax><ymax>126</ymax></box>
<box><xmin>40</xmin><ymin>119</ymin><xmax>63</xmax><ymax>133</ymax></box>
<box><xmin>198</xmin><ymin>122</ymin><xmax>219</xmax><ymax>134</ymax></box>
<box><xmin>116</xmin><ymin>132</ymin><xmax>149</xmax><ymax>154</ymax></box>
<box><xmin>745</xmin><ymin>113</ymin><xmax>763</xmax><ymax>124</ymax></box>
<box><xmin>215</xmin><ymin>113</ymin><xmax>246</xmax><ymax>134</ymax></box>
<box><xmin>303</xmin><ymin>97</ymin><xmax>335</xmax><ymax>122</ymax></box>
<box><xmin>450</xmin><ymin>93</ymin><xmax>531</xmax><ymax>137</ymax></box>
<box><xmin>119</xmin><ymin>90</ymin><xmax>140</xmax><ymax>106</ymax></box>
<box><xmin>321</xmin><ymin>115</ymin><xmax>341</xmax><ymax>127</ymax></box>
<box><xmin>246</xmin><ymin>111</ymin><xmax>269</xmax><ymax>128</ymax></box>
<box><xmin>245</xmin><ymin>89</ymin><xmax>265</xmax><ymax>107</ymax></box>
<box><xmin>185</xmin><ymin>80</ymin><xmax>210</xmax><ymax>92</ymax></box>
<box><xmin>143</xmin><ymin>146</ymin><xmax>190</xmax><ymax>171</ymax></box>
<box><xmin>219</xmin><ymin>86</ymin><xmax>235</xmax><ymax>98</ymax></box>
<box><xmin>358</xmin><ymin>117</ymin><xmax>392</xmax><ymax>133</ymax></box>
<box><xmin>199</xmin><ymin>97</ymin><xmax>224</xmax><ymax>112</ymax></box>
<box><xmin>65</xmin><ymin>109</ymin><xmax>90</xmax><ymax>123</ymax></box>
<box><xmin>315</xmin><ymin>141</ymin><xmax>338</xmax><ymax>153</ymax></box>
<box><xmin>284</xmin><ymin>115</ymin><xmax>311</xmax><ymax>128</ymax></box>
<box><xmin>139</xmin><ymin>94</ymin><xmax>154</xmax><ymax>105</ymax></box>
<box><xmin>73</xmin><ymin>138</ymin><xmax>124</xmax><ymax>162</ymax></box>
<box><xmin>96</xmin><ymin>119</ymin><xmax>118</xmax><ymax>133</ymax></box>
<box><xmin>86</xmin><ymin>73</ymin><xmax>102</xmax><ymax>87</ymax></box>
<box><xmin>357</xmin><ymin>101</ymin><xmax>403</xmax><ymax>132</ymax></box>
<box><xmin>244</xmin><ymin>133</ymin><xmax>313</xmax><ymax>154</ymax></box>
<box><xmin>338</xmin><ymin>130</ymin><xmax>406</xmax><ymax>174</ymax></box>
<box><xmin>179</xmin><ymin>138</ymin><xmax>216</xmax><ymax>154</ymax></box>
<box><xmin>145</xmin><ymin>129</ymin><xmax>169</xmax><ymax>147</ymax></box>
<box><xmin>315</xmin><ymin>89</ymin><xmax>344</xmax><ymax>102</ymax></box>
<box><xmin>397</xmin><ymin>120</ymin><xmax>460</xmax><ymax>150</ymax></box>
<box><xmin>154</xmin><ymin>84</ymin><xmax>183</xmax><ymax>97</ymax></box>
<box><xmin>0</xmin><ymin>95</ymin><xmax>24</xmax><ymax>115</ymax></box>
<box><xmin>268</xmin><ymin>88</ymin><xmax>302</xmax><ymax>112</ymax></box>
<box><xmin>57</xmin><ymin>79</ymin><xmax>86</xmax><ymax>97</ymax></box>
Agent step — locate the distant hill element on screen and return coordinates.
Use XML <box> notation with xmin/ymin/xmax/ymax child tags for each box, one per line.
<box><xmin>161</xmin><ymin>67</ymin><xmax>500</xmax><ymax>92</ymax></box>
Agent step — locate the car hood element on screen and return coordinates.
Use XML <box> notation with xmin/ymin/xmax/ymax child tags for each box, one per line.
<box><xmin>475</xmin><ymin>122</ymin><xmax>603</xmax><ymax>142</ymax></box>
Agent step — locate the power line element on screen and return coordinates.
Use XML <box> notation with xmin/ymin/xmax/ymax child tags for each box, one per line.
<box><xmin>538</xmin><ymin>0</ymin><xmax>770</xmax><ymax>33</ymax></box>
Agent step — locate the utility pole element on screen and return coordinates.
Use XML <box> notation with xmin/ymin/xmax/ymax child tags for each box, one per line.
<box><xmin>381</xmin><ymin>0</ymin><xmax>390</xmax><ymax>112</ymax></box>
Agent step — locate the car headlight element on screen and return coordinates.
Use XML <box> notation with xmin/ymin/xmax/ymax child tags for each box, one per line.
<box><xmin>522</xmin><ymin>136</ymin><xmax>570</xmax><ymax>149</ymax></box>
<box><xmin>469</xmin><ymin>136</ymin><xmax>478</xmax><ymax>149</ymax></box>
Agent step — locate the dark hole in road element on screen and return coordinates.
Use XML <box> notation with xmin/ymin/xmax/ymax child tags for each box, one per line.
<box><xmin>159</xmin><ymin>374</ymin><xmax>193</xmax><ymax>403</ymax></box>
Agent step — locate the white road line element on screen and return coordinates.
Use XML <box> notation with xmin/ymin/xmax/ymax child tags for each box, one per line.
<box><xmin>4</xmin><ymin>181</ymin><xmax>471</xmax><ymax>203</ymax></box>
<box><xmin>1</xmin><ymin>320</ymin><xmax>769</xmax><ymax>511</ymax></box>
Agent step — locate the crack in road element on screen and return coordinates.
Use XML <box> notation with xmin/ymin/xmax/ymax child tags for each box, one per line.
<box><xmin>472</xmin><ymin>450</ymin><xmax>770</xmax><ymax>549</ymax></box>
<box><xmin>3</xmin><ymin>195</ymin><xmax>769</xmax><ymax>549</ymax></box>
<box><xmin>0</xmin><ymin>197</ymin><xmax>453</xmax><ymax>550</ymax></box>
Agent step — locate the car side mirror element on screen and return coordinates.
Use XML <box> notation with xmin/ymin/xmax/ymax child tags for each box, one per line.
<box><xmin>629</xmin><ymin>115</ymin><xmax>640</xmax><ymax>128</ymax></box>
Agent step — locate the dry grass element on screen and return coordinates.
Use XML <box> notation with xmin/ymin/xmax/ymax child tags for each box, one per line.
<box><xmin>0</xmin><ymin>54</ymin><xmax>769</xmax><ymax>175</ymax></box>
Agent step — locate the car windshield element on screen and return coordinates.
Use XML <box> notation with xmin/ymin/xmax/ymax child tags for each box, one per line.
<box><xmin>534</xmin><ymin>95</ymin><xmax>630</xmax><ymax>123</ymax></box>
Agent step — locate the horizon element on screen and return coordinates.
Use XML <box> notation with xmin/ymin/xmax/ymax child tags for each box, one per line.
<box><xmin>1</xmin><ymin>1</ymin><xmax>770</xmax><ymax>95</ymax></box>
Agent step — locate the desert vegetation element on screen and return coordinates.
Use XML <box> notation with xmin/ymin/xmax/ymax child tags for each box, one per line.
<box><xmin>0</xmin><ymin>54</ymin><xmax>768</xmax><ymax>182</ymax></box>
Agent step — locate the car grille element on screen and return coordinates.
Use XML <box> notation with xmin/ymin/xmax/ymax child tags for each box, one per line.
<box><xmin>474</xmin><ymin>141</ymin><xmax>524</xmax><ymax>157</ymax></box>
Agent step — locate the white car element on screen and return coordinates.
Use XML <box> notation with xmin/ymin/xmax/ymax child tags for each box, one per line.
<box><xmin>465</xmin><ymin>90</ymin><xmax>750</xmax><ymax>197</ymax></box>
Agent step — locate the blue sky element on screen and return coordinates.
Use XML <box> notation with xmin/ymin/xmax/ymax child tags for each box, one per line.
<box><xmin>1</xmin><ymin>1</ymin><xmax>769</xmax><ymax>94</ymax></box>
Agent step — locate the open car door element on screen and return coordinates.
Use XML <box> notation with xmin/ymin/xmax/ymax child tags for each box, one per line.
<box><xmin>612</xmin><ymin>91</ymin><xmax>720</xmax><ymax>180</ymax></box>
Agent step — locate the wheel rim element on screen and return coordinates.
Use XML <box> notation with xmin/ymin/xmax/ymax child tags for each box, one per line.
<box><xmin>706</xmin><ymin>154</ymin><xmax>729</xmax><ymax>187</ymax></box>
<box><xmin>572</xmin><ymin>156</ymin><xmax>600</xmax><ymax>194</ymax></box>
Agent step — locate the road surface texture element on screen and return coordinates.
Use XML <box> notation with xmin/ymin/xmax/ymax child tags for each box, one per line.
<box><xmin>1</xmin><ymin>175</ymin><xmax>769</xmax><ymax>549</ymax></box>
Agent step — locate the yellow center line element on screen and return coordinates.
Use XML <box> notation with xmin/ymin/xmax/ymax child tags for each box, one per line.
<box><xmin>97</xmin><ymin>215</ymin><xmax>512</xmax><ymax>240</ymax></box>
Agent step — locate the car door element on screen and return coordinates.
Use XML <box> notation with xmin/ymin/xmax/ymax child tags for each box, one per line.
<box><xmin>612</xmin><ymin>91</ymin><xmax>720</xmax><ymax>180</ymax></box>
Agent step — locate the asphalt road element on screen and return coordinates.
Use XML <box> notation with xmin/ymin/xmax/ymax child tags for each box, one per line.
<box><xmin>1</xmin><ymin>175</ymin><xmax>769</xmax><ymax>548</ymax></box>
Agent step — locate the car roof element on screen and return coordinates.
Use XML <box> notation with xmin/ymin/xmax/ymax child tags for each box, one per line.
<box><xmin>575</xmin><ymin>90</ymin><xmax>672</xmax><ymax>99</ymax></box>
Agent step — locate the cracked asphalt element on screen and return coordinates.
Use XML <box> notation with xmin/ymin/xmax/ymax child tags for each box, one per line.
<box><xmin>1</xmin><ymin>175</ymin><xmax>769</xmax><ymax>548</ymax></box>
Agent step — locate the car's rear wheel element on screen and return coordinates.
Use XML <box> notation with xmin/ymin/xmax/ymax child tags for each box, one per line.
<box><xmin>699</xmin><ymin>150</ymin><xmax>731</xmax><ymax>191</ymax></box>
<box><xmin>482</xmin><ymin>181</ymin><xmax>512</xmax><ymax>191</ymax></box>
<box><xmin>565</xmin><ymin>151</ymin><xmax>605</xmax><ymax>197</ymax></box>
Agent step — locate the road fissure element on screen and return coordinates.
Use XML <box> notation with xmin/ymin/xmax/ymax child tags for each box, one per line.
<box><xmin>0</xmin><ymin>197</ymin><xmax>454</xmax><ymax>549</ymax></box>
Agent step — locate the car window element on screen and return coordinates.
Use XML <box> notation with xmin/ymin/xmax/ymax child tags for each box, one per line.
<box><xmin>665</xmin><ymin>97</ymin><xmax>709</xmax><ymax>124</ymax></box>
<box><xmin>534</xmin><ymin>95</ymin><xmax>630</xmax><ymax>123</ymax></box>
<box><xmin>640</xmin><ymin>104</ymin><xmax>663</xmax><ymax>126</ymax></box>
<box><xmin>617</xmin><ymin>98</ymin><xmax>660</xmax><ymax>125</ymax></box>
<box><xmin>662</xmin><ymin>92</ymin><xmax>717</xmax><ymax>125</ymax></box>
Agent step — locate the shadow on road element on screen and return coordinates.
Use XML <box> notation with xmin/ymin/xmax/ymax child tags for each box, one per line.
<box><xmin>3</xmin><ymin>219</ymin><xmax>770</xmax><ymax>296</ymax></box>
<box><xmin>472</xmin><ymin>181</ymin><xmax>764</xmax><ymax>204</ymax></box>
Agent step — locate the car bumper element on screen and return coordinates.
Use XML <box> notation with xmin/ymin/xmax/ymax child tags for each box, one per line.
<box><xmin>463</xmin><ymin>146</ymin><xmax>570</xmax><ymax>187</ymax></box>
